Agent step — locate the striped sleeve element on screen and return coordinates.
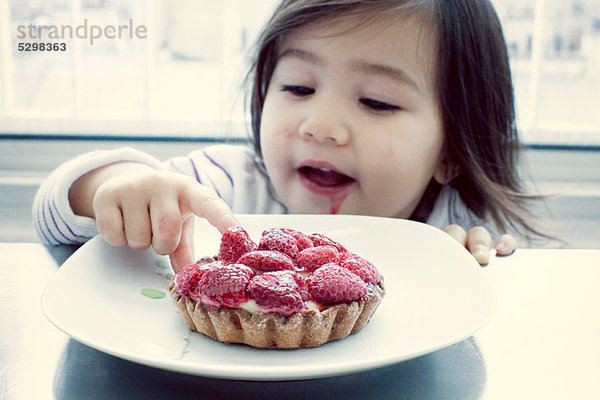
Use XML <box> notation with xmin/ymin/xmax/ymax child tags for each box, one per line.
<box><xmin>167</xmin><ymin>144</ymin><xmax>285</xmax><ymax>214</ymax></box>
<box><xmin>32</xmin><ymin>147</ymin><xmax>162</xmax><ymax>245</ymax></box>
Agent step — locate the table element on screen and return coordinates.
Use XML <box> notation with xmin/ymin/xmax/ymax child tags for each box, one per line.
<box><xmin>1</xmin><ymin>243</ymin><xmax>599</xmax><ymax>399</ymax></box>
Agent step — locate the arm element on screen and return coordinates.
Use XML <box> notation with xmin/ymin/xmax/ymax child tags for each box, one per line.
<box><xmin>34</xmin><ymin>145</ymin><xmax>278</xmax><ymax>271</ymax></box>
<box><xmin>33</xmin><ymin>147</ymin><xmax>164</xmax><ymax>245</ymax></box>
<box><xmin>68</xmin><ymin>161</ymin><xmax>239</xmax><ymax>272</ymax></box>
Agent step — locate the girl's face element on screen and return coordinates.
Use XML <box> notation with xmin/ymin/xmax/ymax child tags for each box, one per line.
<box><xmin>260</xmin><ymin>13</ymin><xmax>446</xmax><ymax>218</ymax></box>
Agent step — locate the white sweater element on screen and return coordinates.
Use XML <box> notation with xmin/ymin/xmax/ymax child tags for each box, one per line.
<box><xmin>32</xmin><ymin>144</ymin><xmax>500</xmax><ymax>245</ymax></box>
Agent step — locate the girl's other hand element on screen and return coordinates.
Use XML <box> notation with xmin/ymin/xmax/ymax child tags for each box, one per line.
<box><xmin>70</xmin><ymin>162</ymin><xmax>239</xmax><ymax>273</ymax></box>
<box><xmin>442</xmin><ymin>224</ymin><xmax>517</xmax><ymax>265</ymax></box>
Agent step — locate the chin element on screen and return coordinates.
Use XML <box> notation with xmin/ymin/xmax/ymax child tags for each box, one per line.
<box><xmin>287</xmin><ymin>204</ymin><xmax>329</xmax><ymax>215</ymax></box>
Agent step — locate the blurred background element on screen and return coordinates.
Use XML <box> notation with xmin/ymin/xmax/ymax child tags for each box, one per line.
<box><xmin>0</xmin><ymin>0</ymin><xmax>599</xmax><ymax>246</ymax></box>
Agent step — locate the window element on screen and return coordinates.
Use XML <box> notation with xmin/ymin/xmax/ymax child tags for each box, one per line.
<box><xmin>0</xmin><ymin>0</ymin><xmax>599</xmax><ymax>145</ymax></box>
<box><xmin>0</xmin><ymin>0</ymin><xmax>278</xmax><ymax>138</ymax></box>
<box><xmin>496</xmin><ymin>0</ymin><xmax>600</xmax><ymax>145</ymax></box>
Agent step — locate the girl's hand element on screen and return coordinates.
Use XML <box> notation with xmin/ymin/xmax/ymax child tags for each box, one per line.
<box><xmin>443</xmin><ymin>224</ymin><xmax>517</xmax><ymax>265</ymax></box>
<box><xmin>69</xmin><ymin>162</ymin><xmax>239</xmax><ymax>273</ymax></box>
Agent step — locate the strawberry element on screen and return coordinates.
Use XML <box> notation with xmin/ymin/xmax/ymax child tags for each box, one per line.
<box><xmin>296</xmin><ymin>245</ymin><xmax>340</xmax><ymax>272</ymax></box>
<box><xmin>340</xmin><ymin>253</ymin><xmax>381</xmax><ymax>284</ymax></box>
<box><xmin>175</xmin><ymin>262</ymin><xmax>214</xmax><ymax>296</ymax></box>
<box><xmin>307</xmin><ymin>263</ymin><xmax>367</xmax><ymax>305</ymax></box>
<box><xmin>246</xmin><ymin>271</ymin><xmax>309</xmax><ymax>316</ymax></box>
<box><xmin>308</xmin><ymin>233</ymin><xmax>347</xmax><ymax>253</ymax></box>
<box><xmin>196</xmin><ymin>264</ymin><xmax>255</xmax><ymax>308</ymax></box>
<box><xmin>218</xmin><ymin>226</ymin><xmax>257</xmax><ymax>265</ymax></box>
<box><xmin>237</xmin><ymin>250</ymin><xmax>295</xmax><ymax>273</ymax></box>
<box><xmin>280</xmin><ymin>228</ymin><xmax>314</xmax><ymax>251</ymax></box>
<box><xmin>258</xmin><ymin>229</ymin><xmax>299</xmax><ymax>259</ymax></box>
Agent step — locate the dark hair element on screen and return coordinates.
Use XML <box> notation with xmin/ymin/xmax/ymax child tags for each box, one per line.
<box><xmin>246</xmin><ymin>0</ymin><xmax>547</xmax><ymax>240</ymax></box>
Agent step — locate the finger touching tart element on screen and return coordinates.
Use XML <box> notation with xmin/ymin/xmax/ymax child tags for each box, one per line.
<box><xmin>168</xmin><ymin>227</ymin><xmax>385</xmax><ymax>349</ymax></box>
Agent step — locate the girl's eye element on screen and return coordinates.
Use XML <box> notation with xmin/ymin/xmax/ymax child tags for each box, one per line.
<box><xmin>282</xmin><ymin>85</ymin><xmax>315</xmax><ymax>96</ymax></box>
<box><xmin>360</xmin><ymin>98</ymin><xmax>400</xmax><ymax>112</ymax></box>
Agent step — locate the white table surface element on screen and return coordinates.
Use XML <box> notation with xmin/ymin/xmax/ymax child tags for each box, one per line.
<box><xmin>1</xmin><ymin>244</ymin><xmax>598</xmax><ymax>399</ymax></box>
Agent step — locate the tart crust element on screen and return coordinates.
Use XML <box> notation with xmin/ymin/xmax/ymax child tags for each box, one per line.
<box><xmin>168</xmin><ymin>281</ymin><xmax>385</xmax><ymax>349</ymax></box>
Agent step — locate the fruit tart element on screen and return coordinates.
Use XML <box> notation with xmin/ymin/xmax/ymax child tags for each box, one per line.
<box><xmin>168</xmin><ymin>226</ymin><xmax>385</xmax><ymax>349</ymax></box>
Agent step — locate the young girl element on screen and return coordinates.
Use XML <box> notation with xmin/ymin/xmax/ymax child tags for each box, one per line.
<box><xmin>33</xmin><ymin>0</ymin><xmax>542</xmax><ymax>272</ymax></box>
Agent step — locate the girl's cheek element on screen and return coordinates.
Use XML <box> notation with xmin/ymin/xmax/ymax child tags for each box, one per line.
<box><xmin>260</xmin><ymin>125</ymin><xmax>291</xmax><ymax>169</ymax></box>
<box><xmin>273</xmin><ymin>128</ymin><xmax>295</xmax><ymax>140</ymax></box>
<box><xmin>261</xmin><ymin>113</ymin><xmax>295</xmax><ymax>147</ymax></box>
<box><xmin>260</xmin><ymin>99</ymin><xmax>293</xmax><ymax>145</ymax></box>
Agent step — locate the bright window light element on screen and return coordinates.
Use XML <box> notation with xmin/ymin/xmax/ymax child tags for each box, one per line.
<box><xmin>0</xmin><ymin>0</ymin><xmax>599</xmax><ymax>145</ymax></box>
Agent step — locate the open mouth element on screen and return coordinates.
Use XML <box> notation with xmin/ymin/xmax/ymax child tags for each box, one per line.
<box><xmin>297</xmin><ymin>166</ymin><xmax>355</xmax><ymax>188</ymax></box>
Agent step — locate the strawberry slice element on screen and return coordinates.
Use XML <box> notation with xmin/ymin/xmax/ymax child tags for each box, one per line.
<box><xmin>308</xmin><ymin>233</ymin><xmax>348</xmax><ymax>253</ymax></box>
<box><xmin>197</xmin><ymin>264</ymin><xmax>255</xmax><ymax>308</ymax></box>
<box><xmin>218</xmin><ymin>226</ymin><xmax>257</xmax><ymax>264</ymax></box>
<box><xmin>340</xmin><ymin>253</ymin><xmax>381</xmax><ymax>284</ymax></box>
<box><xmin>308</xmin><ymin>263</ymin><xmax>367</xmax><ymax>305</ymax></box>
<box><xmin>280</xmin><ymin>228</ymin><xmax>314</xmax><ymax>251</ymax></box>
<box><xmin>175</xmin><ymin>262</ymin><xmax>214</xmax><ymax>296</ymax></box>
<box><xmin>297</xmin><ymin>245</ymin><xmax>340</xmax><ymax>272</ymax></box>
<box><xmin>237</xmin><ymin>250</ymin><xmax>295</xmax><ymax>273</ymax></box>
<box><xmin>247</xmin><ymin>271</ymin><xmax>308</xmax><ymax>316</ymax></box>
<box><xmin>258</xmin><ymin>229</ymin><xmax>299</xmax><ymax>260</ymax></box>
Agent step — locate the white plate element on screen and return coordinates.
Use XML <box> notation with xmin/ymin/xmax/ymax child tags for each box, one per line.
<box><xmin>42</xmin><ymin>214</ymin><xmax>494</xmax><ymax>381</ymax></box>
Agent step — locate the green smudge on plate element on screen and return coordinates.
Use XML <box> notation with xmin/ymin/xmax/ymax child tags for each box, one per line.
<box><xmin>155</xmin><ymin>259</ymin><xmax>169</xmax><ymax>269</ymax></box>
<box><xmin>141</xmin><ymin>288</ymin><xmax>166</xmax><ymax>299</ymax></box>
<box><xmin>164</xmin><ymin>273</ymin><xmax>174</xmax><ymax>281</ymax></box>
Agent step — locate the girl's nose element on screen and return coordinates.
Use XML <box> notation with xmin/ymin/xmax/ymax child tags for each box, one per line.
<box><xmin>298</xmin><ymin>105</ymin><xmax>351</xmax><ymax>146</ymax></box>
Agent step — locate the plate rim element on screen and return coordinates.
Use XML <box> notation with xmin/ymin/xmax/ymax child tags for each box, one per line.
<box><xmin>41</xmin><ymin>214</ymin><xmax>495</xmax><ymax>381</ymax></box>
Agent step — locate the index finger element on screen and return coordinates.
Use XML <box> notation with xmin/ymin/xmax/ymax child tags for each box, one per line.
<box><xmin>183</xmin><ymin>183</ymin><xmax>240</xmax><ymax>234</ymax></box>
<box><xmin>169</xmin><ymin>216</ymin><xmax>196</xmax><ymax>273</ymax></box>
